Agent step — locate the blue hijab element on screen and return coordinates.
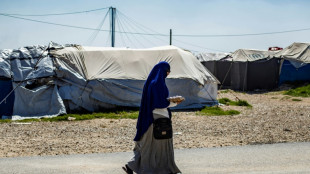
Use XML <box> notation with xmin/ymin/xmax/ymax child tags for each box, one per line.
<box><xmin>134</xmin><ymin>61</ymin><xmax>171</xmax><ymax>141</ymax></box>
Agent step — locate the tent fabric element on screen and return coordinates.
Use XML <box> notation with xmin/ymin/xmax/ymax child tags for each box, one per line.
<box><xmin>196</xmin><ymin>52</ymin><xmax>229</xmax><ymax>62</ymax></box>
<box><xmin>229</xmin><ymin>49</ymin><xmax>279</xmax><ymax>62</ymax></box>
<box><xmin>0</xmin><ymin>57</ymin><xmax>11</xmax><ymax>78</ymax></box>
<box><xmin>0</xmin><ymin>78</ymin><xmax>14</xmax><ymax>118</ymax></box>
<box><xmin>201</xmin><ymin>61</ymin><xmax>232</xmax><ymax>88</ymax></box>
<box><xmin>9</xmin><ymin>46</ymin><xmax>54</xmax><ymax>82</ymax></box>
<box><xmin>275</xmin><ymin>42</ymin><xmax>310</xmax><ymax>63</ymax></box>
<box><xmin>12</xmin><ymin>84</ymin><xmax>66</xmax><ymax>120</ymax></box>
<box><xmin>1</xmin><ymin>43</ymin><xmax>219</xmax><ymax>119</ymax></box>
<box><xmin>0</xmin><ymin>45</ymin><xmax>65</xmax><ymax>120</ymax></box>
<box><xmin>233</xmin><ymin>58</ymin><xmax>281</xmax><ymax>91</ymax></box>
<box><xmin>274</xmin><ymin>42</ymin><xmax>310</xmax><ymax>84</ymax></box>
<box><xmin>50</xmin><ymin>45</ymin><xmax>219</xmax><ymax>112</ymax></box>
<box><xmin>0</xmin><ymin>49</ymin><xmax>12</xmax><ymax>78</ymax></box>
<box><xmin>201</xmin><ymin>58</ymin><xmax>281</xmax><ymax>91</ymax></box>
<box><xmin>50</xmin><ymin>45</ymin><xmax>218</xmax><ymax>85</ymax></box>
<box><xmin>279</xmin><ymin>60</ymin><xmax>310</xmax><ymax>85</ymax></box>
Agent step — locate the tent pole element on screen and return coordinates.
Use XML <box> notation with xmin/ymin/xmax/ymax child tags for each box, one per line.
<box><xmin>110</xmin><ymin>7</ymin><xmax>116</xmax><ymax>47</ymax></box>
<box><xmin>170</xmin><ymin>29</ymin><xmax>172</xmax><ymax>45</ymax></box>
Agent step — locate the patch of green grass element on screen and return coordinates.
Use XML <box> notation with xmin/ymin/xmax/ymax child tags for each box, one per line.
<box><xmin>233</xmin><ymin>100</ymin><xmax>252</xmax><ymax>107</ymax></box>
<box><xmin>0</xmin><ymin>119</ymin><xmax>12</xmax><ymax>123</ymax></box>
<box><xmin>292</xmin><ymin>98</ymin><xmax>302</xmax><ymax>102</ymax></box>
<box><xmin>220</xmin><ymin>90</ymin><xmax>231</xmax><ymax>93</ymax></box>
<box><xmin>0</xmin><ymin>111</ymin><xmax>139</xmax><ymax>124</ymax></box>
<box><xmin>218</xmin><ymin>98</ymin><xmax>252</xmax><ymax>108</ymax></box>
<box><xmin>218</xmin><ymin>98</ymin><xmax>231</xmax><ymax>105</ymax></box>
<box><xmin>198</xmin><ymin>106</ymin><xmax>240</xmax><ymax>116</ymax></box>
<box><xmin>49</xmin><ymin>111</ymin><xmax>139</xmax><ymax>121</ymax></box>
<box><xmin>284</xmin><ymin>84</ymin><xmax>310</xmax><ymax>97</ymax></box>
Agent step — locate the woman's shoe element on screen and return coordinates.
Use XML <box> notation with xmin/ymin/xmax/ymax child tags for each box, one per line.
<box><xmin>122</xmin><ymin>164</ymin><xmax>133</xmax><ymax>174</ymax></box>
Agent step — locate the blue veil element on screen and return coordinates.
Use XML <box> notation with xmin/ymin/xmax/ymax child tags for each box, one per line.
<box><xmin>134</xmin><ymin>61</ymin><xmax>171</xmax><ymax>141</ymax></box>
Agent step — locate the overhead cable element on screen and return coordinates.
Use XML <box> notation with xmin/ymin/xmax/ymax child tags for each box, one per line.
<box><xmin>0</xmin><ymin>7</ymin><xmax>110</xmax><ymax>16</ymax></box>
<box><xmin>86</xmin><ymin>9</ymin><xmax>110</xmax><ymax>45</ymax></box>
<box><xmin>115</xmin><ymin>12</ymin><xmax>138</xmax><ymax>48</ymax></box>
<box><xmin>2</xmin><ymin>12</ymin><xmax>310</xmax><ymax>38</ymax></box>
<box><xmin>116</xmin><ymin>10</ymin><xmax>155</xmax><ymax>48</ymax></box>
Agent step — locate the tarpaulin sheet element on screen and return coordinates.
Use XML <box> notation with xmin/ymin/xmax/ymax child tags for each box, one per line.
<box><xmin>12</xmin><ymin>84</ymin><xmax>66</xmax><ymax>120</ymax></box>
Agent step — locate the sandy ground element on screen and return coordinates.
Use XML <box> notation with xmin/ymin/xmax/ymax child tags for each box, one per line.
<box><xmin>0</xmin><ymin>90</ymin><xmax>310</xmax><ymax>158</ymax></box>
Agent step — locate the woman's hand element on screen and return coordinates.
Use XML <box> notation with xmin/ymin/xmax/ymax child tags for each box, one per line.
<box><xmin>175</xmin><ymin>98</ymin><xmax>185</xmax><ymax>105</ymax></box>
<box><xmin>168</xmin><ymin>96</ymin><xmax>185</xmax><ymax>105</ymax></box>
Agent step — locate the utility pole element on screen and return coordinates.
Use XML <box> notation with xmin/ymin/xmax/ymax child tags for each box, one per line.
<box><xmin>110</xmin><ymin>7</ymin><xmax>116</xmax><ymax>47</ymax></box>
<box><xmin>170</xmin><ymin>29</ymin><xmax>172</xmax><ymax>45</ymax></box>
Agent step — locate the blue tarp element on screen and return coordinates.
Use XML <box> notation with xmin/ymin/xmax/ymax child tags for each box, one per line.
<box><xmin>279</xmin><ymin>60</ymin><xmax>310</xmax><ymax>85</ymax></box>
<box><xmin>0</xmin><ymin>78</ymin><xmax>14</xmax><ymax>117</ymax></box>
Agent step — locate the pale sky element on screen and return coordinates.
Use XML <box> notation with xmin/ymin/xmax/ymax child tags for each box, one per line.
<box><xmin>0</xmin><ymin>0</ymin><xmax>309</xmax><ymax>53</ymax></box>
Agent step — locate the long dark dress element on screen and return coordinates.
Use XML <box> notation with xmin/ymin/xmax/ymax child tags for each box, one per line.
<box><xmin>127</xmin><ymin>113</ymin><xmax>181</xmax><ymax>174</ymax></box>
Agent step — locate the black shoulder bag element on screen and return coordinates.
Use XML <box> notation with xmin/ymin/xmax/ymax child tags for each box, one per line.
<box><xmin>153</xmin><ymin>118</ymin><xmax>173</xmax><ymax>139</ymax></box>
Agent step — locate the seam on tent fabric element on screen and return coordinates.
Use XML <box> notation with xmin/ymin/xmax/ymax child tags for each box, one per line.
<box><xmin>77</xmin><ymin>80</ymin><xmax>90</xmax><ymax>106</ymax></box>
<box><xmin>9</xmin><ymin>56</ymin><xmax>47</xmax><ymax>61</ymax></box>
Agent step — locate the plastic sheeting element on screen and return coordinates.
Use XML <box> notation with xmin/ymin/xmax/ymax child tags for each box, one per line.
<box><xmin>0</xmin><ymin>79</ymin><xmax>14</xmax><ymax>117</ymax></box>
<box><xmin>201</xmin><ymin>59</ymin><xmax>281</xmax><ymax>91</ymax></box>
<box><xmin>51</xmin><ymin>45</ymin><xmax>219</xmax><ymax>112</ymax></box>
<box><xmin>12</xmin><ymin>84</ymin><xmax>66</xmax><ymax>120</ymax></box>
<box><xmin>57</xmin><ymin>78</ymin><xmax>218</xmax><ymax>112</ymax></box>
<box><xmin>196</xmin><ymin>52</ymin><xmax>229</xmax><ymax>62</ymax></box>
<box><xmin>1</xmin><ymin>43</ymin><xmax>219</xmax><ymax>119</ymax></box>
<box><xmin>0</xmin><ymin>45</ymin><xmax>64</xmax><ymax>120</ymax></box>
<box><xmin>50</xmin><ymin>45</ymin><xmax>218</xmax><ymax>85</ymax></box>
<box><xmin>279</xmin><ymin>60</ymin><xmax>310</xmax><ymax>85</ymax></box>
<box><xmin>229</xmin><ymin>49</ymin><xmax>279</xmax><ymax>62</ymax></box>
<box><xmin>0</xmin><ymin>49</ymin><xmax>12</xmax><ymax>78</ymax></box>
<box><xmin>275</xmin><ymin>42</ymin><xmax>310</xmax><ymax>63</ymax></box>
<box><xmin>9</xmin><ymin>46</ymin><xmax>54</xmax><ymax>82</ymax></box>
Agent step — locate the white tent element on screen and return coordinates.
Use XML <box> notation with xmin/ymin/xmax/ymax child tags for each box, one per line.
<box><xmin>275</xmin><ymin>42</ymin><xmax>310</xmax><ymax>63</ymax></box>
<box><xmin>196</xmin><ymin>52</ymin><xmax>229</xmax><ymax>62</ymax></box>
<box><xmin>228</xmin><ymin>49</ymin><xmax>279</xmax><ymax>62</ymax></box>
<box><xmin>50</xmin><ymin>44</ymin><xmax>219</xmax><ymax>112</ymax></box>
<box><xmin>1</xmin><ymin>43</ymin><xmax>219</xmax><ymax>120</ymax></box>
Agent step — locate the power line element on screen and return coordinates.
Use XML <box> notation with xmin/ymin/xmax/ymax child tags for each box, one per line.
<box><xmin>2</xmin><ymin>12</ymin><xmax>310</xmax><ymax>38</ymax></box>
<box><xmin>115</xmin><ymin>13</ymin><xmax>126</xmax><ymax>47</ymax></box>
<box><xmin>117</xmin><ymin>10</ymin><xmax>166</xmax><ymax>47</ymax></box>
<box><xmin>0</xmin><ymin>7</ymin><xmax>110</xmax><ymax>16</ymax></box>
<box><xmin>116</xmin><ymin>9</ymin><xmax>228</xmax><ymax>52</ymax></box>
<box><xmin>0</xmin><ymin>13</ymin><xmax>111</xmax><ymax>32</ymax></box>
<box><xmin>173</xmin><ymin>38</ymin><xmax>229</xmax><ymax>53</ymax></box>
<box><xmin>116</xmin><ymin>10</ymin><xmax>156</xmax><ymax>48</ymax></box>
<box><xmin>115</xmin><ymin>12</ymin><xmax>138</xmax><ymax>48</ymax></box>
<box><xmin>86</xmin><ymin>9</ymin><xmax>110</xmax><ymax>45</ymax></box>
<box><xmin>173</xmin><ymin>28</ymin><xmax>310</xmax><ymax>37</ymax></box>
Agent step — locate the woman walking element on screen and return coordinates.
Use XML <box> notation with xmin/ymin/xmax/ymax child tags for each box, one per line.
<box><xmin>123</xmin><ymin>61</ymin><xmax>183</xmax><ymax>174</ymax></box>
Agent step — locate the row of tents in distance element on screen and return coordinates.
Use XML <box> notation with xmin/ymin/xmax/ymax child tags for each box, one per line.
<box><xmin>197</xmin><ymin>42</ymin><xmax>310</xmax><ymax>91</ymax></box>
<box><xmin>0</xmin><ymin>42</ymin><xmax>309</xmax><ymax>120</ymax></box>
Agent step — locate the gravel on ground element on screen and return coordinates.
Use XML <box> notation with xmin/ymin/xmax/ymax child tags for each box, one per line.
<box><xmin>1</xmin><ymin>90</ymin><xmax>310</xmax><ymax>158</ymax></box>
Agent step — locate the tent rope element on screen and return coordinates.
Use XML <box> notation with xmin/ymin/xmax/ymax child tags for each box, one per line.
<box><xmin>219</xmin><ymin>61</ymin><xmax>233</xmax><ymax>90</ymax></box>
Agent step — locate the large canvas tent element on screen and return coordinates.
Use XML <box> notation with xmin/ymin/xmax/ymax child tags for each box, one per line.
<box><xmin>0</xmin><ymin>43</ymin><xmax>219</xmax><ymax>120</ymax></box>
<box><xmin>274</xmin><ymin>42</ymin><xmax>310</xmax><ymax>85</ymax></box>
<box><xmin>200</xmin><ymin>49</ymin><xmax>281</xmax><ymax>91</ymax></box>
